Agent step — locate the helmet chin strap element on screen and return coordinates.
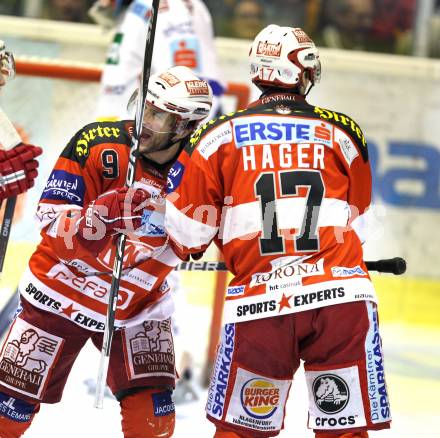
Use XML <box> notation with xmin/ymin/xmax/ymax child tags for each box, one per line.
<box><xmin>304</xmin><ymin>82</ymin><xmax>314</xmax><ymax>97</ymax></box>
<box><xmin>300</xmin><ymin>71</ymin><xmax>314</xmax><ymax>97</ymax></box>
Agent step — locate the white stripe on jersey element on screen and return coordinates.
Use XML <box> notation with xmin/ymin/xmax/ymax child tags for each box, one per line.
<box><xmin>165</xmin><ymin>199</ymin><xmax>218</xmax><ymax>248</ymax></box>
<box><xmin>219</xmin><ymin>197</ymin><xmax>350</xmax><ymax>244</ymax></box>
<box><xmin>153</xmin><ymin>245</ymin><xmax>183</xmax><ymax>266</ymax></box>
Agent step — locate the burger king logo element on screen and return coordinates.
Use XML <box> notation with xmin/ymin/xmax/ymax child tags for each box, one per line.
<box><xmin>240</xmin><ymin>378</ymin><xmax>280</xmax><ymax>419</ymax></box>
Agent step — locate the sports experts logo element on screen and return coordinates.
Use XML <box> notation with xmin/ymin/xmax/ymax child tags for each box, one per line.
<box><xmin>236</xmin><ymin>300</ymin><xmax>276</xmax><ymax>317</ymax></box>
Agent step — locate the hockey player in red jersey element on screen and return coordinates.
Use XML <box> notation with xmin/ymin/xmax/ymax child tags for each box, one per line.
<box><xmin>89</xmin><ymin>0</ymin><xmax>225</xmax><ymax>401</ymax></box>
<box><xmin>0</xmin><ymin>65</ymin><xmax>212</xmax><ymax>438</ymax></box>
<box><xmin>0</xmin><ymin>43</ymin><xmax>42</xmax><ymax>201</ymax></box>
<box><xmin>164</xmin><ymin>25</ymin><xmax>391</xmax><ymax>437</ymax></box>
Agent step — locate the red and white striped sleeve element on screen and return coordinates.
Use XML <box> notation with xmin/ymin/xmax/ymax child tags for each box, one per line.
<box><xmin>165</xmin><ymin>139</ymin><xmax>224</xmax><ymax>259</ymax></box>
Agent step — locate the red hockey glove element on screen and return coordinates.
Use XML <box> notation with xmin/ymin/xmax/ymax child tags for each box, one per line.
<box><xmin>0</xmin><ymin>143</ymin><xmax>42</xmax><ymax>200</ymax></box>
<box><xmin>77</xmin><ymin>186</ymin><xmax>149</xmax><ymax>253</ymax></box>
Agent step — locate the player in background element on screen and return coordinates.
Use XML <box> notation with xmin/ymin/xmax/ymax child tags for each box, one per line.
<box><xmin>164</xmin><ymin>25</ymin><xmax>391</xmax><ymax>437</ymax></box>
<box><xmin>0</xmin><ymin>43</ymin><xmax>42</xmax><ymax>201</ymax></box>
<box><xmin>91</xmin><ymin>0</ymin><xmax>225</xmax><ymax>121</ymax></box>
<box><xmin>0</xmin><ymin>66</ymin><xmax>212</xmax><ymax>438</ymax></box>
<box><xmin>89</xmin><ymin>0</ymin><xmax>225</xmax><ymax>399</ymax></box>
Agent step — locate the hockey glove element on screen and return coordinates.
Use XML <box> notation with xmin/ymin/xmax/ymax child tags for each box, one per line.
<box><xmin>0</xmin><ymin>143</ymin><xmax>42</xmax><ymax>200</ymax></box>
<box><xmin>77</xmin><ymin>186</ymin><xmax>149</xmax><ymax>253</ymax></box>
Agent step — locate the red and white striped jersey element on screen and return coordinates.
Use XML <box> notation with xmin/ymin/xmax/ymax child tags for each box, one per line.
<box><xmin>19</xmin><ymin>120</ymin><xmax>181</xmax><ymax>331</ymax></box>
<box><xmin>165</xmin><ymin>94</ymin><xmax>378</xmax><ymax>323</ymax></box>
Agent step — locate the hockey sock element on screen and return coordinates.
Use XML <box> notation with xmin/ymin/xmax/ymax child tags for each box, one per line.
<box><xmin>120</xmin><ymin>388</ymin><xmax>175</xmax><ymax>438</ymax></box>
<box><xmin>0</xmin><ymin>400</ymin><xmax>40</xmax><ymax>438</ymax></box>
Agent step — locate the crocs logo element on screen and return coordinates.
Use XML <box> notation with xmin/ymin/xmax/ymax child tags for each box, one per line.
<box><xmin>313</xmin><ymin>374</ymin><xmax>349</xmax><ymax>414</ymax></box>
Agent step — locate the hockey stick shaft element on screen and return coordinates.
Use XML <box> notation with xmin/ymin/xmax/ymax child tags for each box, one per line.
<box><xmin>0</xmin><ymin>196</ymin><xmax>17</xmax><ymax>273</ymax></box>
<box><xmin>0</xmin><ymin>104</ymin><xmax>22</xmax><ymax>276</ymax></box>
<box><xmin>175</xmin><ymin>257</ymin><xmax>407</xmax><ymax>275</ymax></box>
<box><xmin>94</xmin><ymin>0</ymin><xmax>161</xmax><ymax>409</ymax></box>
<box><xmin>0</xmin><ymin>287</ymin><xmax>18</xmax><ymax>337</ymax></box>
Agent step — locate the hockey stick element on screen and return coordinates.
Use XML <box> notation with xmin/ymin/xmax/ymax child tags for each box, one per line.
<box><xmin>0</xmin><ymin>288</ymin><xmax>18</xmax><ymax>338</ymax></box>
<box><xmin>175</xmin><ymin>257</ymin><xmax>407</xmax><ymax>275</ymax></box>
<box><xmin>0</xmin><ymin>107</ymin><xmax>22</xmax><ymax>275</ymax></box>
<box><xmin>0</xmin><ymin>196</ymin><xmax>17</xmax><ymax>273</ymax></box>
<box><xmin>0</xmin><ymin>45</ymin><xmax>20</xmax><ymax>275</ymax></box>
<box><xmin>94</xmin><ymin>0</ymin><xmax>161</xmax><ymax>409</ymax></box>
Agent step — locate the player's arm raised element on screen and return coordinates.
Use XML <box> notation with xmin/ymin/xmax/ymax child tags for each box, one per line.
<box><xmin>165</xmin><ymin>131</ymin><xmax>224</xmax><ymax>260</ymax></box>
<box><xmin>0</xmin><ymin>41</ymin><xmax>42</xmax><ymax>201</ymax></box>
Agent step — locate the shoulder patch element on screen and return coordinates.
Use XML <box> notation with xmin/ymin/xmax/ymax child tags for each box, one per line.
<box><xmin>186</xmin><ymin>106</ymin><xmax>278</xmax><ymax>156</ymax></box>
<box><xmin>313</xmin><ymin>106</ymin><xmax>368</xmax><ymax>161</ymax></box>
<box><xmin>62</xmin><ymin>121</ymin><xmax>131</xmax><ymax>167</ymax></box>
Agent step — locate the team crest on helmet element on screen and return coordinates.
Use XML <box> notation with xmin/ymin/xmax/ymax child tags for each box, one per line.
<box><xmin>159</xmin><ymin>71</ymin><xmax>181</xmax><ymax>87</ymax></box>
<box><xmin>185</xmin><ymin>80</ymin><xmax>210</xmax><ymax>96</ymax></box>
<box><xmin>145</xmin><ymin>66</ymin><xmax>213</xmax><ymax>125</ymax></box>
<box><xmin>293</xmin><ymin>28</ymin><xmax>313</xmax><ymax>44</ymax></box>
<box><xmin>256</xmin><ymin>41</ymin><xmax>282</xmax><ymax>58</ymax></box>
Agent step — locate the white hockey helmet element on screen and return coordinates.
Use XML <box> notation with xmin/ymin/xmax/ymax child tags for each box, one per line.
<box><xmin>146</xmin><ymin>66</ymin><xmax>212</xmax><ymax>134</ymax></box>
<box><xmin>128</xmin><ymin>66</ymin><xmax>213</xmax><ymax>135</ymax></box>
<box><xmin>249</xmin><ymin>25</ymin><xmax>321</xmax><ymax>93</ymax></box>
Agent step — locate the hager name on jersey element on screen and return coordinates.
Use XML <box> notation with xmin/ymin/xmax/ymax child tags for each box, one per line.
<box><xmin>242</xmin><ymin>143</ymin><xmax>326</xmax><ymax>171</ymax></box>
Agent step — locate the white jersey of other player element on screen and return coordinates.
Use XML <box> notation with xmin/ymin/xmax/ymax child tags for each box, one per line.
<box><xmin>96</xmin><ymin>0</ymin><xmax>225</xmax><ymax>120</ymax></box>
